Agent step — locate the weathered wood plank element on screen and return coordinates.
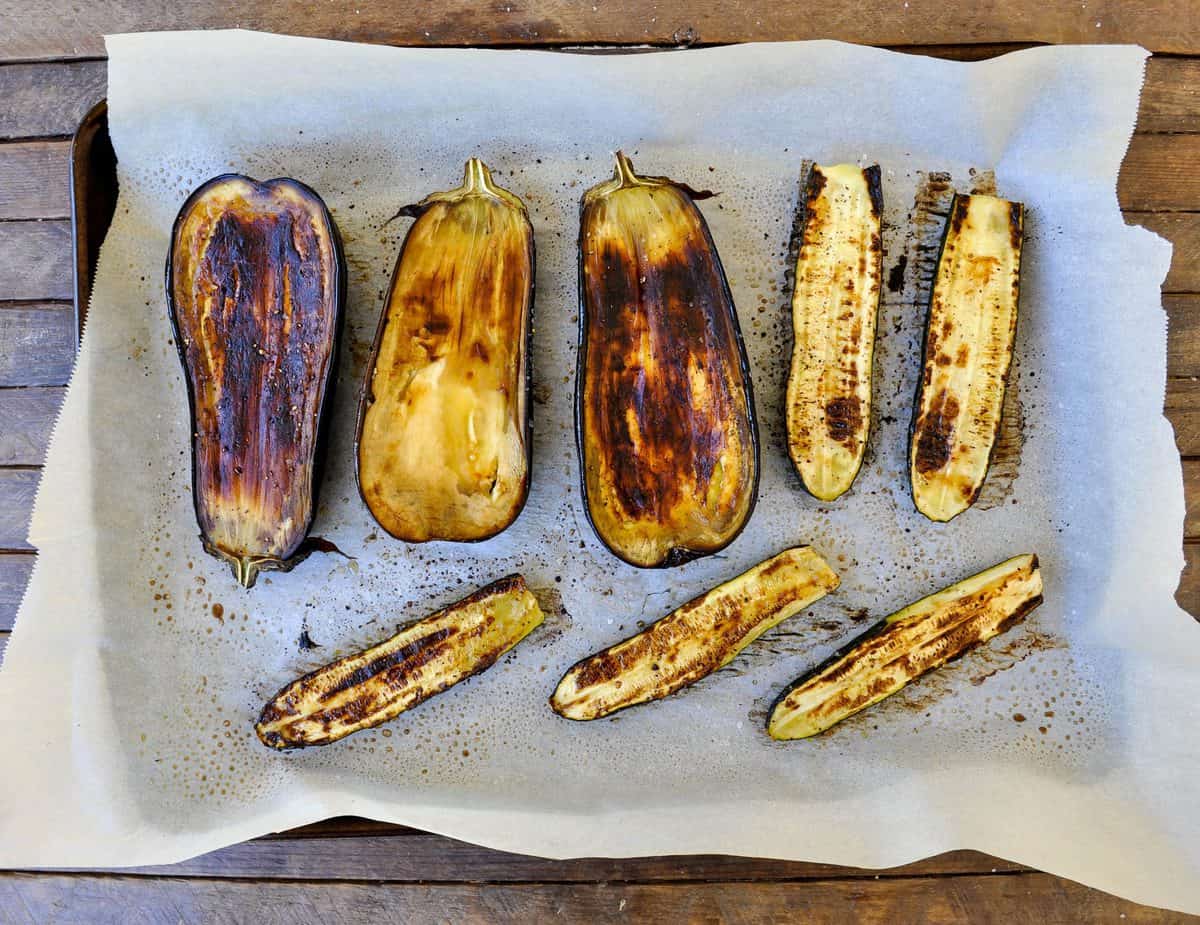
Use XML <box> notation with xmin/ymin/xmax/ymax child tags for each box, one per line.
<box><xmin>1130</xmin><ymin>213</ymin><xmax>1200</xmax><ymax>293</ymax></box>
<box><xmin>1166</xmin><ymin>378</ymin><xmax>1200</xmax><ymax>457</ymax></box>
<box><xmin>0</xmin><ymin>61</ymin><xmax>106</xmax><ymax>141</ymax></box>
<box><xmin>0</xmin><ymin>141</ymin><xmax>72</xmax><ymax>220</ymax></box>
<box><xmin>0</xmin><ymin>387</ymin><xmax>63</xmax><ymax>465</ymax></box>
<box><xmin>1168</xmin><ymin>296</ymin><xmax>1200</xmax><ymax>377</ymax></box>
<box><xmin>1140</xmin><ymin>57</ymin><xmax>1200</xmax><ymax>133</ymax></box>
<box><xmin>1185</xmin><ymin>459</ymin><xmax>1200</xmax><ymax>537</ymax></box>
<box><xmin>0</xmin><ymin>554</ymin><xmax>33</xmax><ymax>631</ymax></box>
<box><xmin>1121</xmin><ymin>135</ymin><xmax>1200</xmax><ymax>212</ymax></box>
<box><xmin>0</xmin><ymin>470</ymin><xmax>38</xmax><ymax>551</ymax></box>
<box><xmin>110</xmin><ymin>838</ymin><xmax>1027</xmax><ymax>882</ymax></box>
<box><xmin>0</xmin><ymin>305</ymin><xmax>76</xmax><ymax>387</ymax></box>
<box><xmin>0</xmin><ymin>871</ymin><xmax>1189</xmax><ymax>924</ymax></box>
<box><xmin>3</xmin><ymin>0</ymin><xmax>1199</xmax><ymax>60</ymax></box>
<box><xmin>0</xmin><ymin>223</ymin><xmax>73</xmax><ymax>300</ymax></box>
<box><xmin>1179</xmin><ymin>543</ymin><xmax>1200</xmax><ymax>617</ymax></box>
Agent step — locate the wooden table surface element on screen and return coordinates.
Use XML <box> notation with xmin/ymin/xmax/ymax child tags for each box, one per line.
<box><xmin>1</xmin><ymin>2</ymin><xmax>1198</xmax><ymax>921</ymax></box>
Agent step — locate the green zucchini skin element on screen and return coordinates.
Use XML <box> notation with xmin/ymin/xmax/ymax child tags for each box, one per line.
<box><xmin>767</xmin><ymin>554</ymin><xmax>1042</xmax><ymax>740</ymax></box>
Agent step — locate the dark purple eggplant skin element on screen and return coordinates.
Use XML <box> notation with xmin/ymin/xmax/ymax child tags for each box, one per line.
<box><xmin>574</xmin><ymin>153</ymin><xmax>761</xmax><ymax>569</ymax></box>
<box><xmin>165</xmin><ymin>174</ymin><xmax>346</xmax><ymax>588</ymax></box>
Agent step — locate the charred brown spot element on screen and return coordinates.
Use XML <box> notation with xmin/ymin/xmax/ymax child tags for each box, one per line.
<box><xmin>863</xmin><ymin>165</ymin><xmax>884</xmax><ymax>218</ymax></box>
<box><xmin>316</xmin><ymin>626</ymin><xmax>457</xmax><ymax>702</ymax></box>
<box><xmin>949</xmin><ymin>195</ymin><xmax>970</xmax><ymax>235</ymax></box>
<box><xmin>914</xmin><ymin>389</ymin><xmax>959</xmax><ymax>474</ymax></box>
<box><xmin>825</xmin><ymin>396</ymin><xmax>862</xmax><ymax>444</ymax></box>
<box><xmin>1009</xmin><ymin>201</ymin><xmax>1024</xmax><ymax>250</ymax></box>
<box><xmin>806</xmin><ymin>166</ymin><xmax>828</xmax><ymax>203</ymax></box>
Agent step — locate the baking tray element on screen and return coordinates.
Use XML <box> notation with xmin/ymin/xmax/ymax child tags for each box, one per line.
<box><xmin>71</xmin><ymin>100</ymin><xmax>118</xmax><ymax>338</ymax></box>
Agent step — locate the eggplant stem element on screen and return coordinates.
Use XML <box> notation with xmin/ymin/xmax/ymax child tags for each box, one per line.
<box><xmin>461</xmin><ymin>157</ymin><xmax>495</xmax><ymax>195</ymax></box>
<box><xmin>612</xmin><ymin>150</ymin><xmax>641</xmax><ymax>188</ymax></box>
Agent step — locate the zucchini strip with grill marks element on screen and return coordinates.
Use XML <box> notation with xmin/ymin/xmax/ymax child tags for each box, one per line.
<box><xmin>767</xmin><ymin>553</ymin><xmax>1042</xmax><ymax>740</ymax></box>
<box><xmin>256</xmin><ymin>575</ymin><xmax>543</xmax><ymax>749</ymax></box>
<box><xmin>910</xmin><ymin>193</ymin><xmax>1024</xmax><ymax>522</ymax></box>
<box><xmin>786</xmin><ymin>163</ymin><xmax>883</xmax><ymax>501</ymax></box>
<box><xmin>551</xmin><ymin>546</ymin><xmax>839</xmax><ymax>721</ymax></box>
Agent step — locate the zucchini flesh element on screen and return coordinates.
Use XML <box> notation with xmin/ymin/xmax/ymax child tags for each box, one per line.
<box><xmin>767</xmin><ymin>553</ymin><xmax>1042</xmax><ymax>740</ymax></box>
<box><xmin>786</xmin><ymin>164</ymin><xmax>883</xmax><ymax>501</ymax></box>
<box><xmin>357</xmin><ymin>159</ymin><xmax>534</xmax><ymax>542</ymax></box>
<box><xmin>910</xmin><ymin>194</ymin><xmax>1023</xmax><ymax>522</ymax></box>
<box><xmin>551</xmin><ymin>546</ymin><xmax>839</xmax><ymax>720</ymax></box>
<box><xmin>256</xmin><ymin>575</ymin><xmax>543</xmax><ymax>748</ymax></box>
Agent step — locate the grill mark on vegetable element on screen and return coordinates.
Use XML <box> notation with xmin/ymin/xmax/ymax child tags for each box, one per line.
<box><xmin>315</xmin><ymin>626</ymin><xmax>457</xmax><ymax>702</ymax></box>
<box><xmin>913</xmin><ymin>389</ymin><xmax>959</xmax><ymax>474</ymax></box>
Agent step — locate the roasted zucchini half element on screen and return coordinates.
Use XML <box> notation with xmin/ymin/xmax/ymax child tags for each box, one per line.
<box><xmin>767</xmin><ymin>553</ymin><xmax>1042</xmax><ymax>740</ymax></box>
<box><xmin>577</xmin><ymin>152</ymin><xmax>759</xmax><ymax>568</ymax></box>
<box><xmin>166</xmin><ymin>174</ymin><xmax>345</xmax><ymax>588</ymax></box>
<box><xmin>256</xmin><ymin>574</ymin><xmax>544</xmax><ymax>749</ymax></box>
<box><xmin>551</xmin><ymin>546</ymin><xmax>839</xmax><ymax>720</ymax></box>
<box><xmin>786</xmin><ymin>163</ymin><xmax>883</xmax><ymax>501</ymax></box>
<box><xmin>357</xmin><ymin>158</ymin><xmax>534</xmax><ymax>543</ymax></box>
<box><xmin>910</xmin><ymin>194</ymin><xmax>1024</xmax><ymax>522</ymax></box>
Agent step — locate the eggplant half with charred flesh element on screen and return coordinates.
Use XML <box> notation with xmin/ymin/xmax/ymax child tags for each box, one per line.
<box><xmin>786</xmin><ymin>164</ymin><xmax>883</xmax><ymax>501</ymax></box>
<box><xmin>577</xmin><ymin>152</ymin><xmax>759</xmax><ymax>568</ymax></box>
<box><xmin>357</xmin><ymin>159</ymin><xmax>534</xmax><ymax>543</ymax></box>
<box><xmin>256</xmin><ymin>574</ymin><xmax>544</xmax><ymax>748</ymax></box>
<box><xmin>768</xmin><ymin>553</ymin><xmax>1042</xmax><ymax>740</ymax></box>
<box><xmin>551</xmin><ymin>546</ymin><xmax>839</xmax><ymax>720</ymax></box>
<box><xmin>910</xmin><ymin>194</ymin><xmax>1024</xmax><ymax>522</ymax></box>
<box><xmin>167</xmin><ymin>174</ymin><xmax>345</xmax><ymax>588</ymax></box>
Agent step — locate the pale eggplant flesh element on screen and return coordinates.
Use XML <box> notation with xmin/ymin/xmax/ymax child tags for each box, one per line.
<box><xmin>910</xmin><ymin>194</ymin><xmax>1024</xmax><ymax>522</ymax></box>
<box><xmin>767</xmin><ymin>553</ymin><xmax>1042</xmax><ymax>740</ymax></box>
<box><xmin>256</xmin><ymin>574</ymin><xmax>544</xmax><ymax>749</ymax></box>
<box><xmin>577</xmin><ymin>152</ymin><xmax>759</xmax><ymax>569</ymax></box>
<box><xmin>166</xmin><ymin>174</ymin><xmax>345</xmax><ymax>588</ymax></box>
<box><xmin>786</xmin><ymin>163</ymin><xmax>883</xmax><ymax>501</ymax></box>
<box><xmin>551</xmin><ymin>546</ymin><xmax>839</xmax><ymax>720</ymax></box>
<box><xmin>357</xmin><ymin>158</ymin><xmax>534</xmax><ymax>543</ymax></box>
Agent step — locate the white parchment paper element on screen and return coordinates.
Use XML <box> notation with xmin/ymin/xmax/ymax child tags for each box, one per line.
<box><xmin>2</xmin><ymin>30</ymin><xmax>1198</xmax><ymax>912</ymax></box>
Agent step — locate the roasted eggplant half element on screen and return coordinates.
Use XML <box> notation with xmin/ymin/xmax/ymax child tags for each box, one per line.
<box><xmin>551</xmin><ymin>546</ymin><xmax>839</xmax><ymax>720</ymax></box>
<box><xmin>786</xmin><ymin>164</ymin><xmax>883</xmax><ymax>501</ymax></box>
<box><xmin>357</xmin><ymin>158</ymin><xmax>534</xmax><ymax>543</ymax></box>
<box><xmin>167</xmin><ymin>174</ymin><xmax>345</xmax><ymax>588</ymax></box>
<box><xmin>256</xmin><ymin>574</ymin><xmax>544</xmax><ymax>749</ymax></box>
<box><xmin>910</xmin><ymin>194</ymin><xmax>1024</xmax><ymax>522</ymax></box>
<box><xmin>768</xmin><ymin>553</ymin><xmax>1042</xmax><ymax>740</ymax></box>
<box><xmin>577</xmin><ymin>152</ymin><xmax>759</xmax><ymax>568</ymax></box>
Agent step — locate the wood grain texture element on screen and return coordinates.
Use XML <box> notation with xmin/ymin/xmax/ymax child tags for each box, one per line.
<box><xmin>0</xmin><ymin>305</ymin><xmax>75</xmax><ymax>387</ymax></box>
<box><xmin>0</xmin><ymin>60</ymin><xmax>106</xmax><ymax>140</ymax></box>
<box><xmin>1129</xmin><ymin>214</ymin><xmax>1200</xmax><ymax>293</ymax></box>
<box><xmin>2</xmin><ymin>1</ymin><xmax>1200</xmax><ymax>60</ymax></box>
<box><xmin>1140</xmin><ymin>57</ymin><xmax>1200</xmax><ymax>133</ymax></box>
<box><xmin>0</xmin><ymin>387</ymin><xmax>63</xmax><ymax>465</ymax></box>
<box><xmin>0</xmin><ymin>554</ymin><xmax>34</xmax><ymax>631</ymax></box>
<box><xmin>110</xmin><ymin>839</ymin><xmax>1027</xmax><ymax>882</ymax></box>
<box><xmin>1166</xmin><ymin>379</ymin><xmax>1200</xmax><ymax>456</ymax></box>
<box><xmin>1121</xmin><ymin>135</ymin><xmax>1200</xmax><ymax>212</ymax></box>
<box><xmin>0</xmin><ymin>141</ymin><xmax>72</xmax><ymax>219</ymax></box>
<box><xmin>0</xmin><ymin>871</ymin><xmax>1191</xmax><ymax>924</ymax></box>
<box><xmin>1168</xmin><ymin>296</ymin><xmax>1200</xmax><ymax>377</ymax></box>
<box><xmin>0</xmin><ymin>223</ymin><xmax>73</xmax><ymax>300</ymax></box>
<box><xmin>0</xmin><ymin>470</ymin><xmax>38</xmax><ymax>551</ymax></box>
